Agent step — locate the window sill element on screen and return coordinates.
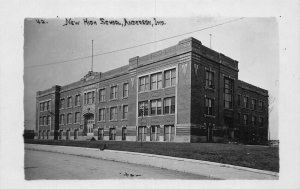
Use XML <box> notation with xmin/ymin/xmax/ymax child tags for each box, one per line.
<box><xmin>164</xmin><ymin>85</ymin><xmax>176</xmax><ymax>89</ymax></box>
<box><xmin>138</xmin><ymin>90</ymin><xmax>150</xmax><ymax>94</ymax></box>
<box><xmin>84</xmin><ymin>103</ymin><xmax>95</xmax><ymax>105</ymax></box>
<box><xmin>205</xmin><ymin>86</ymin><xmax>215</xmax><ymax>91</ymax></box>
<box><xmin>109</xmin><ymin>98</ymin><xmax>118</xmax><ymax>101</ymax></box>
<box><xmin>138</xmin><ymin>86</ymin><xmax>175</xmax><ymax>94</ymax></box>
<box><xmin>109</xmin><ymin>120</ymin><xmax>118</xmax><ymax>122</ymax></box>
<box><xmin>97</xmin><ymin>120</ymin><xmax>106</xmax><ymax>123</ymax></box>
<box><xmin>121</xmin><ymin>119</ymin><xmax>128</xmax><ymax>121</ymax></box>
<box><xmin>122</xmin><ymin>96</ymin><xmax>128</xmax><ymax>99</ymax></box>
<box><xmin>138</xmin><ymin>113</ymin><xmax>175</xmax><ymax>118</ymax></box>
<box><xmin>163</xmin><ymin>113</ymin><xmax>175</xmax><ymax>116</ymax></box>
<box><xmin>204</xmin><ymin>114</ymin><xmax>216</xmax><ymax>118</ymax></box>
<box><xmin>224</xmin><ymin>108</ymin><xmax>234</xmax><ymax>111</ymax></box>
<box><xmin>148</xmin><ymin>114</ymin><xmax>164</xmax><ymax>117</ymax></box>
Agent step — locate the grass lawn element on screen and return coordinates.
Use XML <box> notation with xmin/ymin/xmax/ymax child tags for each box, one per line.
<box><xmin>25</xmin><ymin>139</ymin><xmax>279</xmax><ymax>172</ymax></box>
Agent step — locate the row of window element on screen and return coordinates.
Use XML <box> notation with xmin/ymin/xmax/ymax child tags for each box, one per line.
<box><xmin>97</xmin><ymin>128</ymin><xmax>126</xmax><ymax>141</ymax></box>
<box><xmin>58</xmin><ymin>105</ymin><xmax>129</xmax><ymax>125</ymax></box>
<box><xmin>59</xmin><ymin>83</ymin><xmax>129</xmax><ymax>108</ymax></box>
<box><xmin>60</xmin><ymin>95</ymin><xmax>81</xmax><ymax>109</ymax></box>
<box><xmin>239</xmin><ymin>114</ymin><xmax>264</xmax><ymax>127</ymax></box>
<box><xmin>205</xmin><ymin>70</ymin><xmax>235</xmax><ymax>110</ymax></box>
<box><xmin>204</xmin><ymin>73</ymin><xmax>235</xmax><ymax>110</ymax></box>
<box><xmin>138</xmin><ymin>97</ymin><xmax>175</xmax><ymax>117</ymax></box>
<box><xmin>101</xmin><ymin>127</ymin><xmax>147</xmax><ymax>141</ymax></box>
<box><xmin>39</xmin><ymin>115</ymin><xmax>51</xmax><ymax>126</ymax></box>
<box><xmin>59</xmin><ymin>112</ymin><xmax>81</xmax><ymax>125</ymax></box>
<box><xmin>99</xmin><ymin>105</ymin><xmax>128</xmax><ymax>121</ymax></box>
<box><xmin>205</xmin><ymin>74</ymin><xmax>265</xmax><ymax>112</ymax></box>
<box><xmin>138</xmin><ymin>68</ymin><xmax>176</xmax><ymax>92</ymax></box>
<box><xmin>206</xmin><ymin>70</ymin><xmax>266</xmax><ymax>113</ymax></box>
<box><xmin>39</xmin><ymin>125</ymin><xmax>175</xmax><ymax>142</ymax></box>
<box><xmin>38</xmin><ymin>130</ymin><xmax>50</xmax><ymax>139</ymax></box>
<box><xmin>51</xmin><ymin>128</ymin><xmax>127</xmax><ymax>141</ymax></box>
<box><xmin>205</xmin><ymin>69</ymin><xmax>234</xmax><ymax>96</ymax></box>
<box><xmin>238</xmin><ymin>95</ymin><xmax>264</xmax><ymax>111</ymax></box>
<box><xmin>138</xmin><ymin>125</ymin><xmax>175</xmax><ymax>142</ymax></box>
<box><xmin>39</xmin><ymin>101</ymin><xmax>51</xmax><ymax>112</ymax></box>
<box><xmin>206</xmin><ymin>97</ymin><xmax>265</xmax><ymax>127</ymax></box>
<box><xmin>89</xmin><ymin>83</ymin><xmax>129</xmax><ymax>104</ymax></box>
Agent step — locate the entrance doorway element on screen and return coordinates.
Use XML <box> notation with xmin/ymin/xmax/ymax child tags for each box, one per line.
<box><xmin>84</xmin><ymin>113</ymin><xmax>94</xmax><ymax>136</ymax></box>
<box><xmin>224</xmin><ymin>117</ymin><xmax>234</xmax><ymax>140</ymax></box>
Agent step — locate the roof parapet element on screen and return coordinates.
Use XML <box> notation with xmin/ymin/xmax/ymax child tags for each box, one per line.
<box><xmin>129</xmin><ymin>56</ymin><xmax>139</xmax><ymax>70</ymax></box>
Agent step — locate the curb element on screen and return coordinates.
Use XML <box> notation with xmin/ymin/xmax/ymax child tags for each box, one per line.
<box><xmin>25</xmin><ymin>144</ymin><xmax>279</xmax><ymax>180</ymax></box>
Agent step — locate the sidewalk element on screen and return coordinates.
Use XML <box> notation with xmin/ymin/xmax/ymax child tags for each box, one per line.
<box><xmin>25</xmin><ymin>144</ymin><xmax>279</xmax><ymax>180</ymax></box>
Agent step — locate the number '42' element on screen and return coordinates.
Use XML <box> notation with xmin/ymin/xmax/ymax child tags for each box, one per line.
<box><xmin>36</xmin><ymin>19</ymin><xmax>48</xmax><ymax>24</ymax></box>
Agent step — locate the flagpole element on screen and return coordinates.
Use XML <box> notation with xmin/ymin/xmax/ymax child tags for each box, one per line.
<box><xmin>91</xmin><ymin>40</ymin><xmax>93</xmax><ymax>72</ymax></box>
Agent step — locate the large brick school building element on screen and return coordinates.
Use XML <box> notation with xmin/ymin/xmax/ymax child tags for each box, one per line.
<box><xmin>36</xmin><ymin>37</ymin><xmax>269</xmax><ymax>144</ymax></box>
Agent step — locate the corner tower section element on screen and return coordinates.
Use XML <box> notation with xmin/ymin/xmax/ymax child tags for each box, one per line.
<box><xmin>132</xmin><ymin>38</ymin><xmax>193</xmax><ymax>143</ymax></box>
<box><xmin>189</xmin><ymin>37</ymin><xmax>239</xmax><ymax>143</ymax></box>
<box><xmin>36</xmin><ymin>85</ymin><xmax>61</xmax><ymax>140</ymax></box>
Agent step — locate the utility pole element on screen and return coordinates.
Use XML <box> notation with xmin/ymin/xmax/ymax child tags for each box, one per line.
<box><xmin>139</xmin><ymin>105</ymin><xmax>145</xmax><ymax>147</ymax></box>
<box><xmin>91</xmin><ymin>40</ymin><xmax>94</xmax><ymax>72</ymax></box>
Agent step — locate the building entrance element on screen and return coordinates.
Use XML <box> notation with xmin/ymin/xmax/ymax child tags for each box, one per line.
<box><xmin>224</xmin><ymin>116</ymin><xmax>234</xmax><ymax>140</ymax></box>
<box><xmin>84</xmin><ymin>113</ymin><xmax>94</xmax><ymax>136</ymax></box>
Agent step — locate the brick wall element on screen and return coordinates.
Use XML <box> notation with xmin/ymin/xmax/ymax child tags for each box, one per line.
<box><xmin>36</xmin><ymin>37</ymin><xmax>269</xmax><ymax>144</ymax></box>
<box><xmin>237</xmin><ymin>80</ymin><xmax>269</xmax><ymax>144</ymax></box>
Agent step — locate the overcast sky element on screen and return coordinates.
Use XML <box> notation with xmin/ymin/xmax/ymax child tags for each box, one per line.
<box><xmin>24</xmin><ymin>17</ymin><xmax>279</xmax><ymax>139</ymax></box>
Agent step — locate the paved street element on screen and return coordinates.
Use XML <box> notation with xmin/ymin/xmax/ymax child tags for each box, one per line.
<box><xmin>25</xmin><ymin>149</ymin><xmax>213</xmax><ymax>180</ymax></box>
